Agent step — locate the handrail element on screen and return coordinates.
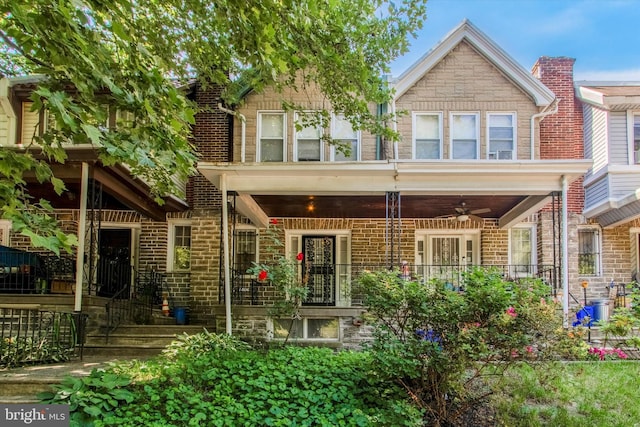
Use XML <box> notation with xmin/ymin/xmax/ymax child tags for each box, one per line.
<box><xmin>104</xmin><ymin>268</ymin><xmax>166</xmax><ymax>343</ymax></box>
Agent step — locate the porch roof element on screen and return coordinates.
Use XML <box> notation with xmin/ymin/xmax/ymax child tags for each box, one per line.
<box><xmin>198</xmin><ymin>159</ymin><xmax>591</xmax><ymax>228</ymax></box>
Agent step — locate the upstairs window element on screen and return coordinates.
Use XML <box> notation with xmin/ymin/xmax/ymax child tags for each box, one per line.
<box><xmin>258</xmin><ymin>112</ymin><xmax>285</xmax><ymax>162</ymax></box>
<box><xmin>578</xmin><ymin>228</ymin><xmax>601</xmax><ymax>276</ymax></box>
<box><xmin>451</xmin><ymin>113</ymin><xmax>479</xmax><ymax>159</ymax></box>
<box><xmin>294</xmin><ymin>113</ymin><xmax>323</xmax><ymax>161</ymax></box>
<box><xmin>331</xmin><ymin>115</ymin><xmax>359</xmax><ymax>161</ymax></box>
<box><xmin>488</xmin><ymin>113</ymin><xmax>515</xmax><ymax>160</ymax></box>
<box><xmin>633</xmin><ymin>114</ymin><xmax>640</xmax><ymax>164</ymax></box>
<box><xmin>413</xmin><ymin>113</ymin><xmax>442</xmax><ymax>159</ymax></box>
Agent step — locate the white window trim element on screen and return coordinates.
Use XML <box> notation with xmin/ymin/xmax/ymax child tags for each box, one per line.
<box><xmin>257</xmin><ymin>111</ymin><xmax>287</xmax><ymax>162</ymax></box>
<box><xmin>578</xmin><ymin>226</ymin><xmax>602</xmax><ymax>277</ymax></box>
<box><xmin>415</xmin><ymin>229</ymin><xmax>481</xmax><ymax>267</ymax></box>
<box><xmin>329</xmin><ymin>114</ymin><xmax>361</xmax><ymax>161</ymax></box>
<box><xmin>412</xmin><ymin>112</ymin><xmax>443</xmax><ymax>160</ymax></box>
<box><xmin>508</xmin><ymin>224</ymin><xmax>537</xmax><ymax>276</ymax></box>
<box><xmin>234</xmin><ymin>224</ymin><xmax>260</xmax><ymax>269</ymax></box>
<box><xmin>627</xmin><ymin>110</ymin><xmax>640</xmax><ymax>165</ymax></box>
<box><xmin>0</xmin><ymin>220</ymin><xmax>11</xmax><ymax>246</ymax></box>
<box><xmin>167</xmin><ymin>219</ymin><xmax>192</xmax><ymax>272</ymax></box>
<box><xmin>267</xmin><ymin>317</ymin><xmax>341</xmax><ymax>341</ymax></box>
<box><xmin>486</xmin><ymin>112</ymin><xmax>517</xmax><ymax>160</ymax></box>
<box><xmin>293</xmin><ymin>111</ymin><xmax>324</xmax><ymax>162</ymax></box>
<box><xmin>450</xmin><ymin>112</ymin><xmax>480</xmax><ymax>160</ymax></box>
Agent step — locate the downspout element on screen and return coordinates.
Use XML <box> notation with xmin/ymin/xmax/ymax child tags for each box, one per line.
<box><xmin>220</xmin><ymin>173</ymin><xmax>232</xmax><ymax>335</ymax></box>
<box><xmin>74</xmin><ymin>162</ymin><xmax>89</xmax><ymax>313</ymax></box>
<box><xmin>391</xmin><ymin>99</ymin><xmax>399</xmax><ymax>161</ymax></box>
<box><xmin>218</xmin><ymin>104</ymin><xmax>246</xmax><ymax>163</ymax></box>
<box><xmin>561</xmin><ymin>175</ymin><xmax>569</xmax><ymax>328</ymax></box>
<box><xmin>530</xmin><ymin>98</ymin><xmax>560</xmax><ymax>160</ymax></box>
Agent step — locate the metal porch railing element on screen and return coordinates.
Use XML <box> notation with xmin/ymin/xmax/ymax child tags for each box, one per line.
<box><xmin>0</xmin><ymin>246</ymin><xmax>76</xmax><ymax>294</ymax></box>
<box><xmin>0</xmin><ymin>307</ymin><xmax>87</xmax><ymax>368</ymax></box>
<box><xmin>105</xmin><ymin>269</ymin><xmax>165</xmax><ymax>343</ymax></box>
<box><xmin>224</xmin><ymin>263</ymin><xmax>560</xmax><ymax>307</ymax></box>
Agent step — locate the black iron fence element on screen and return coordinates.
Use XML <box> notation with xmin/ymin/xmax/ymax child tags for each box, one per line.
<box><xmin>0</xmin><ymin>307</ymin><xmax>87</xmax><ymax>368</ymax></box>
<box><xmin>225</xmin><ymin>263</ymin><xmax>560</xmax><ymax>307</ymax></box>
<box><xmin>105</xmin><ymin>269</ymin><xmax>165</xmax><ymax>343</ymax></box>
<box><xmin>0</xmin><ymin>246</ymin><xmax>76</xmax><ymax>294</ymax></box>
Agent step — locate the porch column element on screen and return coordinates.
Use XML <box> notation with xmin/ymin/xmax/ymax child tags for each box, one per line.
<box><xmin>74</xmin><ymin>162</ymin><xmax>89</xmax><ymax>312</ymax></box>
<box><xmin>221</xmin><ymin>173</ymin><xmax>232</xmax><ymax>335</ymax></box>
<box><xmin>561</xmin><ymin>175</ymin><xmax>569</xmax><ymax>327</ymax></box>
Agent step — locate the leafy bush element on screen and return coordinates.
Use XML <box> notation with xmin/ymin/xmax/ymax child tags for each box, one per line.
<box><xmin>42</xmin><ymin>336</ymin><xmax>423</xmax><ymax>426</ymax></box>
<box><xmin>357</xmin><ymin>267</ymin><xmax>567</xmax><ymax>426</ymax></box>
<box><xmin>1</xmin><ymin>335</ymin><xmax>75</xmax><ymax>368</ymax></box>
<box><xmin>161</xmin><ymin>328</ymin><xmax>251</xmax><ymax>360</ymax></box>
<box><xmin>39</xmin><ymin>370</ymin><xmax>135</xmax><ymax>425</ymax></box>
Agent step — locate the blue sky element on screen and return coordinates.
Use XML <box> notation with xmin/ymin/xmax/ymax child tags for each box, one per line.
<box><xmin>390</xmin><ymin>0</ymin><xmax>640</xmax><ymax>81</ymax></box>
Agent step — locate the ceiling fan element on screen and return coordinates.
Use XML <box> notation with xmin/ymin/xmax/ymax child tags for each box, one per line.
<box><xmin>437</xmin><ymin>202</ymin><xmax>491</xmax><ymax>222</ymax></box>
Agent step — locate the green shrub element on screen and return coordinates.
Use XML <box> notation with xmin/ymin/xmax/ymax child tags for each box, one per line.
<box><xmin>161</xmin><ymin>328</ymin><xmax>251</xmax><ymax>360</ymax></box>
<box><xmin>357</xmin><ymin>267</ymin><xmax>567</xmax><ymax>426</ymax></box>
<box><xmin>42</xmin><ymin>337</ymin><xmax>423</xmax><ymax>426</ymax></box>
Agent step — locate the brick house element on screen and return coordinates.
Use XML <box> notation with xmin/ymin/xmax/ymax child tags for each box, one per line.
<box><xmin>198</xmin><ymin>20</ymin><xmax>590</xmax><ymax>344</ymax></box>
<box><xmin>1</xmin><ymin>20</ymin><xmax>593</xmax><ymax>347</ymax></box>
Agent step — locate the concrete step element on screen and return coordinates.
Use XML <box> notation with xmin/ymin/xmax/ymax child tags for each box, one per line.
<box><xmin>0</xmin><ymin>395</ymin><xmax>40</xmax><ymax>404</ymax></box>
<box><xmin>82</xmin><ymin>324</ymin><xmax>212</xmax><ymax>357</ymax></box>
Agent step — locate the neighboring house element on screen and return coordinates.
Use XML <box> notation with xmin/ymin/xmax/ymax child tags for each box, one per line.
<box><xmin>1</xmin><ymin>20</ymin><xmax>595</xmax><ymax>348</ymax></box>
<box><xmin>576</xmin><ymin>81</ymin><xmax>640</xmax><ymax>294</ymax></box>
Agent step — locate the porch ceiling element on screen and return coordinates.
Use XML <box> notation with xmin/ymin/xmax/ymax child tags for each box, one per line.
<box><xmin>199</xmin><ymin>159</ymin><xmax>591</xmax><ymax>228</ymax></box>
<box><xmin>23</xmin><ymin>148</ymin><xmax>188</xmax><ymax>221</ymax></box>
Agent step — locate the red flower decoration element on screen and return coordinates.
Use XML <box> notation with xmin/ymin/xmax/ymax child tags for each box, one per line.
<box><xmin>296</xmin><ymin>252</ymin><xmax>304</xmax><ymax>261</ymax></box>
<box><xmin>258</xmin><ymin>270</ymin><xmax>268</xmax><ymax>281</ymax></box>
<box><xmin>269</xmin><ymin>218</ymin><xmax>278</xmax><ymax>225</ymax></box>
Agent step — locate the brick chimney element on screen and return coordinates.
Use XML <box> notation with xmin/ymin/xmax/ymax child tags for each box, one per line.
<box><xmin>532</xmin><ymin>57</ymin><xmax>584</xmax><ymax>213</ymax></box>
<box><xmin>187</xmin><ymin>82</ymin><xmax>231</xmax><ymax>209</ymax></box>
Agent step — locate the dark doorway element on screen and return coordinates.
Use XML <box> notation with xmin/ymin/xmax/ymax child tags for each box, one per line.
<box><xmin>302</xmin><ymin>236</ymin><xmax>335</xmax><ymax>306</ymax></box>
<box><xmin>97</xmin><ymin>229</ymin><xmax>132</xmax><ymax>298</ymax></box>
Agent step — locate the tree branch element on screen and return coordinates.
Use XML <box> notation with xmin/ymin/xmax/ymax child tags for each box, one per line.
<box><xmin>0</xmin><ymin>29</ymin><xmax>52</xmax><ymax>70</ymax></box>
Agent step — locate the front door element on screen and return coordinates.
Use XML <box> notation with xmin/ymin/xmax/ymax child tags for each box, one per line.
<box><xmin>427</xmin><ymin>235</ymin><xmax>475</xmax><ymax>289</ymax></box>
<box><xmin>302</xmin><ymin>236</ymin><xmax>335</xmax><ymax>306</ymax></box>
<box><xmin>97</xmin><ymin>229</ymin><xmax>132</xmax><ymax>298</ymax></box>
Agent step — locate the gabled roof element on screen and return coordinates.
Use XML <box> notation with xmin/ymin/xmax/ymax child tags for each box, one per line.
<box><xmin>575</xmin><ymin>81</ymin><xmax>640</xmax><ymax>111</ymax></box>
<box><xmin>393</xmin><ymin>19</ymin><xmax>555</xmax><ymax>106</ymax></box>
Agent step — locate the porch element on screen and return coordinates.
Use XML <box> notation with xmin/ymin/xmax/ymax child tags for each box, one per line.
<box><xmin>223</xmin><ymin>263</ymin><xmax>560</xmax><ymax>307</ymax></box>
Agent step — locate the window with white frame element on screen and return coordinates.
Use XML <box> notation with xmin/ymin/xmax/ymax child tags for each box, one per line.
<box><xmin>258</xmin><ymin>112</ymin><xmax>285</xmax><ymax>162</ymax></box>
<box><xmin>294</xmin><ymin>113</ymin><xmax>323</xmax><ymax>161</ymax></box>
<box><xmin>488</xmin><ymin>113</ymin><xmax>515</xmax><ymax>160</ymax></box>
<box><xmin>0</xmin><ymin>220</ymin><xmax>11</xmax><ymax>246</ymax></box>
<box><xmin>331</xmin><ymin>114</ymin><xmax>359</xmax><ymax>161</ymax></box>
<box><xmin>167</xmin><ymin>221</ymin><xmax>192</xmax><ymax>271</ymax></box>
<box><xmin>633</xmin><ymin>114</ymin><xmax>640</xmax><ymax>164</ymax></box>
<box><xmin>271</xmin><ymin>318</ymin><xmax>339</xmax><ymax>340</ymax></box>
<box><xmin>413</xmin><ymin>113</ymin><xmax>442</xmax><ymax>159</ymax></box>
<box><xmin>451</xmin><ymin>113</ymin><xmax>479</xmax><ymax>159</ymax></box>
<box><xmin>578</xmin><ymin>228</ymin><xmax>600</xmax><ymax>276</ymax></box>
<box><xmin>233</xmin><ymin>228</ymin><xmax>258</xmax><ymax>273</ymax></box>
<box><xmin>510</xmin><ymin>226</ymin><xmax>536</xmax><ymax>276</ymax></box>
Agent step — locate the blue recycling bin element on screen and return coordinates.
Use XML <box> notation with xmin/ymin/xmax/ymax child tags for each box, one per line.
<box><xmin>174</xmin><ymin>307</ymin><xmax>187</xmax><ymax>325</ymax></box>
<box><xmin>591</xmin><ymin>299</ymin><xmax>610</xmax><ymax>323</ymax></box>
<box><xmin>573</xmin><ymin>306</ymin><xmax>594</xmax><ymax>327</ymax></box>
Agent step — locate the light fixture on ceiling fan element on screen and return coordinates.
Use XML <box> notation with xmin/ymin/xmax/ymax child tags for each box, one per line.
<box><xmin>437</xmin><ymin>201</ymin><xmax>491</xmax><ymax>221</ymax></box>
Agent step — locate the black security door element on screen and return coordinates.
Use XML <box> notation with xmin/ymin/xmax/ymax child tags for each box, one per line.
<box><xmin>97</xmin><ymin>229</ymin><xmax>132</xmax><ymax>298</ymax></box>
<box><xmin>302</xmin><ymin>236</ymin><xmax>335</xmax><ymax>306</ymax></box>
